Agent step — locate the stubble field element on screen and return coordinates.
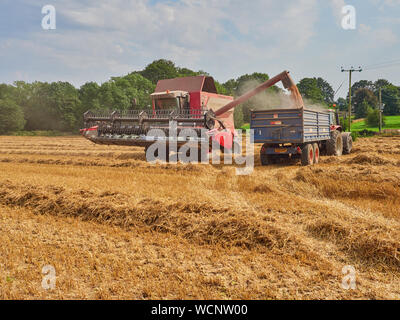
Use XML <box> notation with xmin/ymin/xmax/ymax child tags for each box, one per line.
<box><xmin>0</xmin><ymin>135</ymin><xmax>399</xmax><ymax>299</ymax></box>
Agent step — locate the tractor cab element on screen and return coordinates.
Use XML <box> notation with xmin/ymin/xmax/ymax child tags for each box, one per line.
<box><xmin>328</xmin><ymin>106</ymin><xmax>343</xmax><ymax>131</ymax></box>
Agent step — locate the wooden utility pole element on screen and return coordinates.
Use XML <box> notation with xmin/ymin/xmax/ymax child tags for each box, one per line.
<box><xmin>341</xmin><ymin>66</ymin><xmax>362</xmax><ymax>131</ymax></box>
<box><xmin>379</xmin><ymin>87</ymin><xmax>382</xmax><ymax>133</ymax></box>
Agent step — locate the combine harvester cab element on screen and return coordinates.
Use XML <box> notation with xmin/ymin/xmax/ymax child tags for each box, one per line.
<box><xmin>81</xmin><ymin>76</ymin><xmax>237</xmax><ymax>155</ymax></box>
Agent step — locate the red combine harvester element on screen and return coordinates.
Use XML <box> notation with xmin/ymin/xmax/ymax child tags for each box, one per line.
<box><xmin>80</xmin><ymin>71</ymin><xmax>308</xmax><ymax>160</ymax></box>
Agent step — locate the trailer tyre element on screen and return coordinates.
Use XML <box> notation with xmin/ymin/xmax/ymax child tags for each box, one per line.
<box><xmin>342</xmin><ymin>132</ymin><xmax>353</xmax><ymax>154</ymax></box>
<box><xmin>301</xmin><ymin>144</ymin><xmax>314</xmax><ymax>166</ymax></box>
<box><xmin>326</xmin><ymin>130</ymin><xmax>343</xmax><ymax>156</ymax></box>
<box><xmin>260</xmin><ymin>154</ymin><xmax>279</xmax><ymax>165</ymax></box>
<box><xmin>260</xmin><ymin>154</ymin><xmax>269</xmax><ymax>166</ymax></box>
<box><xmin>312</xmin><ymin>143</ymin><xmax>320</xmax><ymax>164</ymax></box>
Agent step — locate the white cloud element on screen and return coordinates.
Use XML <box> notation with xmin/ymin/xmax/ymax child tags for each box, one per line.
<box><xmin>8</xmin><ymin>0</ymin><xmax>319</xmax><ymax>84</ymax></box>
<box><xmin>359</xmin><ymin>24</ymin><xmax>398</xmax><ymax>46</ymax></box>
<box><xmin>382</xmin><ymin>0</ymin><xmax>400</xmax><ymax>6</ymax></box>
<box><xmin>4</xmin><ymin>0</ymin><xmax>399</xmax><ymax>92</ymax></box>
<box><xmin>359</xmin><ymin>24</ymin><xmax>372</xmax><ymax>34</ymax></box>
<box><xmin>329</xmin><ymin>0</ymin><xmax>347</xmax><ymax>25</ymax></box>
<box><xmin>369</xmin><ymin>0</ymin><xmax>400</xmax><ymax>11</ymax></box>
<box><xmin>371</xmin><ymin>28</ymin><xmax>398</xmax><ymax>45</ymax></box>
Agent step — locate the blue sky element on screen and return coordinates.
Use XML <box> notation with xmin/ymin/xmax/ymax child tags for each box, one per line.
<box><xmin>1</xmin><ymin>0</ymin><xmax>399</xmax><ymax>98</ymax></box>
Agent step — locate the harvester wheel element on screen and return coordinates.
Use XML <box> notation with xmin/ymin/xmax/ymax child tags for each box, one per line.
<box><xmin>342</xmin><ymin>132</ymin><xmax>353</xmax><ymax>155</ymax></box>
<box><xmin>312</xmin><ymin>143</ymin><xmax>320</xmax><ymax>164</ymax></box>
<box><xmin>326</xmin><ymin>130</ymin><xmax>343</xmax><ymax>156</ymax></box>
<box><xmin>301</xmin><ymin>144</ymin><xmax>314</xmax><ymax>166</ymax></box>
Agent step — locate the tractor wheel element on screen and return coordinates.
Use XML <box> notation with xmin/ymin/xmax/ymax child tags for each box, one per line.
<box><xmin>312</xmin><ymin>143</ymin><xmax>320</xmax><ymax>164</ymax></box>
<box><xmin>301</xmin><ymin>144</ymin><xmax>314</xmax><ymax>166</ymax></box>
<box><xmin>326</xmin><ymin>130</ymin><xmax>343</xmax><ymax>156</ymax></box>
<box><xmin>342</xmin><ymin>132</ymin><xmax>353</xmax><ymax>154</ymax></box>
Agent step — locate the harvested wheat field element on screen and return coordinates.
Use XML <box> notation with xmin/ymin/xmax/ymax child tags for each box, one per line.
<box><xmin>0</xmin><ymin>135</ymin><xmax>399</xmax><ymax>300</ymax></box>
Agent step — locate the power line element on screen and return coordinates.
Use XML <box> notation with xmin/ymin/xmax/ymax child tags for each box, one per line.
<box><xmin>363</xmin><ymin>58</ymin><xmax>400</xmax><ymax>69</ymax></box>
<box><xmin>334</xmin><ymin>79</ymin><xmax>345</xmax><ymax>98</ymax></box>
<box><xmin>341</xmin><ymin>66</ymin><xmax>362</xmax><ymax>131</ymax></box>
<box><xmin>364</xmin><ymin>61</ymin><xmax>400</xmax><ymax>71</ymax></box>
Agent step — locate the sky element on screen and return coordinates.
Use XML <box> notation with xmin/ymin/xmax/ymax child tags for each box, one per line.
<box><xmin>0</xmin><ymin>0</ymin><xmax>400</xmax><ymax>98</ymax></box>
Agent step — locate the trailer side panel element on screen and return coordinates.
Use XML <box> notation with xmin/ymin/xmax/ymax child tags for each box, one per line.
<box><xmin>251</xmin><ymin>108</ymin><xmax>331</xmax><ymax>144</ymax></box>
<box><xmin>303</xmin><ymin>109</ymin><xmax>331</xmax><ymax>143</ymax></box>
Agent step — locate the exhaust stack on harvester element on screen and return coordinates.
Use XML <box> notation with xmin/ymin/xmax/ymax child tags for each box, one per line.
<box><xmin>80</xmin><ymin>70</ymin><xmax>303</xmax><ymax>158</ymax></box>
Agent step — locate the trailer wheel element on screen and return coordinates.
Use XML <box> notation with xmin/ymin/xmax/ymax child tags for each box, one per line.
<box><xmin>260</xmin><ymin>154</ymin><xmax>269</xmax><ymax>166</ymax></box>
<box><xmin>260</xmin><ymin>154</ymin><xmax>278</xmax><ymax>165</ymax></box>
<box><xmin>342</xmin><ymin>132</ymin><xmax>353</xmax><ymax>154</ymax></box>
<box><xmin>312</xmin><ymin>143</ymin><xmax>320</xmax><ymax>164</ymax></box>
<box><xmin>326</xmin><ymin>130</ymin><xmax>343</xmax><ymax>156</ymax></box>
<box><xmin>301</xmin><ymin>144</ymin><xmax>314</xmax><ymax>166</ymax></box>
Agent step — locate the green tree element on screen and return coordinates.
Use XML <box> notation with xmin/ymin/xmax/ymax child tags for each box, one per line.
<box><xmin>140</xmin><ymin>59</ymin><xmax>179</xmax><ymax>84</ymax></box>
<box><xmin>48</xmin><ymin>82</ymin><xmax>81</xmax><ymax>131</ymax></box>
<box><xmin>336</xmin><ymin>97</ymin><xmax>348</xmax><ymax>111</ymax></box>
<box><xmin>221</xmin><ymin>72</ymin><xmax>281</xmax><ymax>124</ymax></box>
<box><xmin>214</xmin><ymin>81</ymin><xmax>229</xmax><ymax>95</ymax></box>
<box><xmin>353</xmin><ymin>88</ymin><xmax>378</xmax><ymax>118</ymax></box>
<box><xmin>79</xmin><ymin>82</ymin><xmax>100</xmax><ymax>110</ymax></box>
<box><xmin>348</xmin><ymin>80</ymin><xmax>374</xmax><ymax>102</ymax></box>
<box><xmin>18</xmin><ymin>81</ymin><xmax>53</xmax><ymax>131</ymax></box>
<box><xmin>297</xmin><ymin>78</ymin><xmax>325</xmax><ymax>104</ymax></box>
<box><xmin>121</xmin><ymin>73</ymin><xmax>155</xmax><ymax>108</ymax></box>
<box><xmin>381</xmin><ymin>84</ymin><xmax>400</xmax><ymax>115</ymax></box>
<box><xmin>315</xmin><ymin>77</ymin><xmax>334</xmax><ymax>104</ymax></box>
<box><xmin>374</xmin><ymin>79</ymin><xmax>391</xmax><ymax>92</ymax></box>
<box><xmin>235</xmin><ymin>72</ymin><xmax>275</xmax><ymax>123</ymax></box>
<box><xmin>366</xmin><ymin>107</ymin><xmax>383</xmax><ymax>127</ymax></box>
<box><xmin>77</xmin><ymin>82</ymin><xmax>101</xmax><ymax>127</ymax></box>
<box><xmin>234</xmin><ymin>105</ymin><xmax>244</xmax><ymax>128</ymax></box>
<box><xmin>0</xmin><ymin>84</ymin><xmax>16</xmax><ymax>100</ymax></box>
<box><xmin>17</xmin><ymin>81</ymin><xmax>80</xmax><ymax>131</ymax></box>
<box><xmin>97</xmin><ymin>73</ymin><xmax>155</xmax><ymax>112</ymax></box>
<box><xmin>177</xmin><ymin>67</ymin><xmax>207</xmax><ymax>78</ymax></box>
<box><xmin>222</xmin><ymin>79</ymin><xmax>237</xmax><ymax>96</ymax></box>
<box><xmin>0</xmin><ymin>99</ymin><xmax>25</xmax><ymax>134</ymax></box>
<box><xmin>355</xmin><ymin>99</ymin><xmax>371</xmax><ymax>120</ymax></box>
<box><xmin>236</xmin><ymin>73</ymin><xmax>270</xmax><ymax>88</ymax></box>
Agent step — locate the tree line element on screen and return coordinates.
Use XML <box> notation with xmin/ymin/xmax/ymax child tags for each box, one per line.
<box><xmin>0</xmin><ymin>59</ymin><xmax>399</xmax><ymax>134</ymax></box>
